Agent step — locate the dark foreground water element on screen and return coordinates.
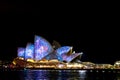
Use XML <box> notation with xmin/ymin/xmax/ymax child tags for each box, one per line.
<box><xmin>0</xmin><ymin>69</ymin><xmax>120</xmax><ymax>80</ymax></box>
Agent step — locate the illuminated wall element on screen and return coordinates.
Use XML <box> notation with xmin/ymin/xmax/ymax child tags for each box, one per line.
<box><xmin>17</xmin><ymin>47</ymin><xmax>25</xmax><ymax>58</ymax></box>
<box><xmin>34</xmin><ymin>35</ymin><xmax>53</xmax><ymax>60</ymax></box>
<box><xmin>25</xmin><ymin>43</ymin><xmax>34</xmax><ymax>59</ymax></box>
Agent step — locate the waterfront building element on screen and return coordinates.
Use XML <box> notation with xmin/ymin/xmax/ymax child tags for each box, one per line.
<box><xmin>12</xmin><ymin>35</ymin><xmax>83</xmax><ymax>69</ymax></box>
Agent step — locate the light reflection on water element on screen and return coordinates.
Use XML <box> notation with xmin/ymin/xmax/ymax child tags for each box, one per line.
<box><xmin>0</xmin><ymin>69</ymin><xmax>120</xmax><ymax>80</ymax></box>
<box><xmin>18</xmin><ymin>70</ymin><xmax>87</xmax><ymax>80</ymax></box>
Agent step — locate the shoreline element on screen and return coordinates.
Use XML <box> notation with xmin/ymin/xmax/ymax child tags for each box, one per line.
<box><xmin>1</xmin><ymin>67</ymin><xmax>120</xmax><ymax>71</ymax></box>
<box><xmin>1</xmin><ymin>68</ymin><xmax>120</xmax><ymax>74</ymax></box>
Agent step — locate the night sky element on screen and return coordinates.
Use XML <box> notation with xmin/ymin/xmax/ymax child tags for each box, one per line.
<box><xmin>0</xmin><ymin>1</ymin><xmax>119</xmax><ymax>64</ymax></box>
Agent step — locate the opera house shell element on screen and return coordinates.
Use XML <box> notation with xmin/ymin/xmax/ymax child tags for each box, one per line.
<box><xmin>13</xmin><ymin>35</ymin><xmax>83</xmax><ymax>68</ymax></box>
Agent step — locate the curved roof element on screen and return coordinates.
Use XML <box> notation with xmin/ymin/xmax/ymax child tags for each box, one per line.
<box><xmin>34</xmin><ymin>35</ymin><xmax>54</xmax><ymax>60</ymax></box>
<box><xmin>56</xmin><ymin>46</ymin><xmax>72</xmax><ymax>56</ymax></box>
<box><xmin>17</xmin><ymin>35</ymin><xmax>83</xmax><ymax>62</ymax></box>
<box><xmin>65</xmin><ymin>52</ymin><xmax>83</xmax><ymax>62</ymax></box>
<box><xmin>17</xmin><ymin>47</ymin><xmax>25</xmax><ymax>58</ymax></box>
<box><xmin>25</xmin><ymin>43</ymin><xmax>34</xmax><ymax>59</ymax></box>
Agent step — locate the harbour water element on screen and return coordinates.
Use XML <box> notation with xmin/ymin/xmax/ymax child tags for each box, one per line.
<box><xmin>0</xmin><ymin>69</ymin><xmax>120</xmax><ymax>80</ymax></box>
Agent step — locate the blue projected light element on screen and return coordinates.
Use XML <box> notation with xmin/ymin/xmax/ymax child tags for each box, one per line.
<box><xmin>65</xmin><ymin>53</ymin><xmax>83</xmax><ymax>62</ymax></box>
<box><xmin>45</xmin><ymin>53</ymin><xmax>63</xmax><ymax>61</ymax></box>
<box><xmin>17</xmin><ymin>47</ymin><xmax>25</xmax><ymax>58</ymax></box>
<box><xmin>56</xmin><ymin>46</ymin><xmax>72</xmax><ymax>56</ymax></box>
<box><xmin>55</xmin><ymin>46</ymin><xmax>72</xmax><ymax>61</ymax></box>
<box><xmin>45</xmin><ymin>52</ymin><xmax>57</xmax><ymax>60</ymax></box>
<box><xmin>25</xmin><ymin>43</ymin><xmax>34</xmax><ymax>59</ymax></box>
<box><xmin>34</xmin><ymin>35</ymin><xmax>53</xmax><ymax>60</ymax></box>
<box><xmin>17</xmin><ymin>35</ymin><xmax>83</xmax><ymax>63</ymax></box>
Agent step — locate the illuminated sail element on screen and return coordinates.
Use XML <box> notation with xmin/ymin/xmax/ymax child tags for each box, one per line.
<box><xmin>55</xmin><ymin>46</ymin><xmax>72</xmax><ymax>61</ymax></box>
<box><xmin>17</xmin><ymin>35</ymin><xmax>83</xmax><ymax>63</ymax></box>
<box><xmin>17</xmin><ymin>47</ymin><xmax>25</xmax><ymax>58</ymax></box>
<box><xmin>34</xmin><ymin>35</ymin><xmax>53</xmax><ymax>60</ymax></box>
<box><xmin>25</xmin><ymin>43</ymin><xmax>34</xmax><ymax>59</ymax></box>
<box><xmin>64</xmin><ymin>52</ymin><xmax>83</xmax><ymax>62</ymax></box>
<box><xmin>56</xmin><ymin>46</ymin><xmax>72</xmax><ymax>56</ymax></box>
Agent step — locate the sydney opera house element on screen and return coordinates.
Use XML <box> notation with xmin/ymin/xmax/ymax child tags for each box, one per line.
<box><xmin>12</xmin><ymin>35</ymin><xmax>83</xmax><ymax>69</ymax></box>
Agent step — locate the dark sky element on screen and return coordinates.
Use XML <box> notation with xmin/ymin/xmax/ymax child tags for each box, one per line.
<box><xmin>0</xmin><ymin>1</ymin><xmax>119</xmax><ymax>64</ymax></box>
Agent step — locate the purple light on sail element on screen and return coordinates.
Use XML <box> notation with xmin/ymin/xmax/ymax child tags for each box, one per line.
<box><xmin>56</xmin><ymin>46</ymin><xmax>72</xmax><ymax>55</ymax></box>
<box><xmin>17</xmin><ymin>47</ymin><xmax>25</xmax><ymax>58</ymax></box>
<box><xmin>55</xmin><ymin>46</ymin><xmax>72</xmax><ymax>61</ymax></box>
<box><xmin>65</xmin><ymin>52</ymin><xmax>83</xmax><ymax>62</ymax></box>
<box><xmin>34</xmin><ymin>35</ymin><xmax>53</xmax><ymax>60</ymax></box>
<box><xmin>25</xmin><ymin>43</ymin><xmax>34</xmax><ymax>59</ymax></box>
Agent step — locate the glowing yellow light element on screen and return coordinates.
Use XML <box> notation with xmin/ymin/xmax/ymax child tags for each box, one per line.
<box><xmin>26</xmin><ymin>59</ymin><xmax>34</xmax><ymax>62</ymax></box>
<box><xmin>12</xmin><ymin>61</ymin><xmax>16</xmax><ymax>65</ymax></box>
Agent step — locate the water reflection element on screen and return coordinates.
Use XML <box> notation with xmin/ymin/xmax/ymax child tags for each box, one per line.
<box><xmin>0</xmin><ymin>69</ymin><xmax>120</xmax><ymax>80</ymax></box>
<box><xmin>20</xmin><ymin>70</ymin><xmax>51</xmax><ymax>80</ymax></box>
<box><xmin>20</xmin><ymin>70</ymin><xmax>87</xmax><ymax>80</ymax></box>
<box><xmin>66</xmin><ymin>70</ymin><xmax>87</xmax><ymax>80</ymax></box>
